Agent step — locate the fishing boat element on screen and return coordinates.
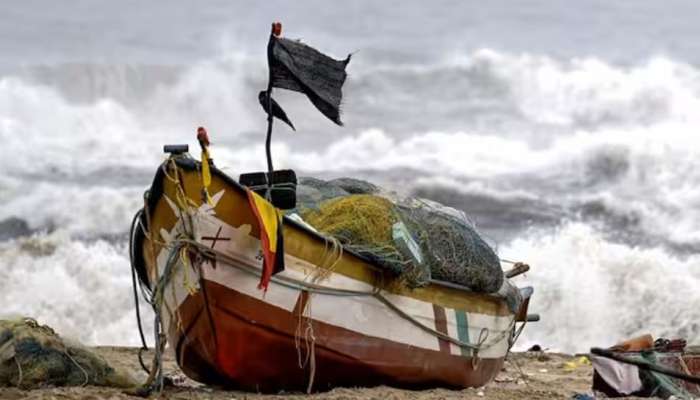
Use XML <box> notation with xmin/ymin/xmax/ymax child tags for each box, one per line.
<box><xmin>129</xmin><ymin>147</ymin><xmax>535</xmax><ymax>393</ymax></box>
<box><xmin>128</xmin><ymin>22</ymin><xmax>535</xmax><ymax>393</ymax></box>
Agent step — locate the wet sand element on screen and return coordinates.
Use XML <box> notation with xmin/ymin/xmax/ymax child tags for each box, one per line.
<box><xmin>0</xmin><ymin>347</ymin><xmax>629</xmax><ymax>400</ymax></box>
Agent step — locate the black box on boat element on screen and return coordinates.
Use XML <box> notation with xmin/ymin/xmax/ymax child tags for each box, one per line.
<box><xmin>163</xmin><ymin>144</ymin><xmax>189</xmax><ymax>155</ymax></box>
<box><xmin>240</xmin><ymin>170</ymin><xmax>297</xmax><ymax>210</ymax></box>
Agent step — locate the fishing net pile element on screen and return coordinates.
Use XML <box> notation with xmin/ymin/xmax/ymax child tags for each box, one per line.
<box><xmin>0</xmin><ymin>318</ymin><xmax>135</xmax><ymax>389</ymax></box>
<box><xmin>295</xmin><ymin>177</ymin><xmax>503</xmax><ymax>292</ymax></box>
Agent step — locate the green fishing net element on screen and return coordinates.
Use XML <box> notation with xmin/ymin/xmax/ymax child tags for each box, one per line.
<box><xmin>296</xmin><ymin>178</ymin><xmax>503</xmax><ymax>292</ymax></box>
<box><xmin>0</xmin><ymin>318</ymin><xmax>136</xmax><ymax>389</ymax></box>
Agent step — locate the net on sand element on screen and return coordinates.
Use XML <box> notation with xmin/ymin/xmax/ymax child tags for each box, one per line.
<box><xmin>0</xmin><ymin>318</ymin><xmax>135</xmax><ymax>389</ymax></box>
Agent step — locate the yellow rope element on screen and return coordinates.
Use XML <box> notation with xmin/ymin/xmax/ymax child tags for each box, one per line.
<box><xmin>294</xmin><ymin>236</ymin><xmax>344</xmax><ymax>393</ymax></box>
<box><xmin>302</xmin><ymin>195</ymin><xmax>400</xmax><ymax>253</ymax></box>
<box><xmin>65</xmin><ymin>350</ymin><xmax>89</xmax><ymax>386</ymax></box>
<box><xmin>14</xmin><ymin>356</ymin><xmax>22</xmax><ymax>388</ymax></box>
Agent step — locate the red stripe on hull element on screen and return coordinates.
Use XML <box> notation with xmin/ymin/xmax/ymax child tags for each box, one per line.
<box><xmin>432</xmin><ymin>304</ymin><xmax>451</xmax><ymax>354</ymax></box>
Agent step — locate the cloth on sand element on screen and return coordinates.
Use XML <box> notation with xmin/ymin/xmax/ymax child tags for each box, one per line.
<box><xmin>590</xmin><ymin>354</ymin><xmax>643</xmax><ymax>395</ymax></box>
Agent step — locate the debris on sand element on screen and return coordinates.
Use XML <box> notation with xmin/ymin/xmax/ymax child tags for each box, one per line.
<box><xmin>590</xmin><ymin>334</ymin><xmax>700</xmax><ymax>399</ymax></box>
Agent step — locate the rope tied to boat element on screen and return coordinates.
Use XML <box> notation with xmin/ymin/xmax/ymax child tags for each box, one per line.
<box><xmin>129</xmin><ymin>162</ymin><xmax>517</xmax><ymax>394</ymax></box>
<box><xmin>294</xmin><ymin>235</ymin><xmax>344</xmax><ymax>393</ymax></box>
<box><xmin>175</xmin><ymin>237</ymin><xmax>515</xmax><ymax>353</ymax></box>
<box><xmin>127</xmin><ymin>223</ymin><xmax>196</xmax><ymax>396</ymax></box>
<box><xmin>131</xmin><ymin>222</ymin><xmax>515</xmax><ymax>395</ymax></box>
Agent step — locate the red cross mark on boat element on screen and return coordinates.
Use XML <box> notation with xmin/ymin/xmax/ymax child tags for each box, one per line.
<box><xmin>201</xmin><ymin>226</ymin><xmax>230</xmax><ymax>269</ymax></box>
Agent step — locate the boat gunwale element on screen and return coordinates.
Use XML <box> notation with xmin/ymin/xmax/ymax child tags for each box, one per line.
<box><xmin>144</xmin><ymin>154</ymin><xmax>520</xmax><ymax>303</ymax></box>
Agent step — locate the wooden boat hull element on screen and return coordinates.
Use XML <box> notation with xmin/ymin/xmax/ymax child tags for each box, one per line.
<box><xmin>134</xmin><ymin>156</ymin><xmax>529</xmax><ymax>392</ymax></box>
<box><xmin>175</xmin><ymin>281</ymin><xmax>505</xmax><ymax>392</ymax></box>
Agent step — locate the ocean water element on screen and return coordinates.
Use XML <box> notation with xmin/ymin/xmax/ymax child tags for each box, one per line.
<box><xmin>1</xmin><ymin>1</ymin><xmax>700</xmax><ymax>353</ymax></box>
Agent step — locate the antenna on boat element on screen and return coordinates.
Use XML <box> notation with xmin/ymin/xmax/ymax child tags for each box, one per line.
<box><xmin>263</xmin><ymin>22</ymin><xmax>283</xmax><ymax>182</ymax></box>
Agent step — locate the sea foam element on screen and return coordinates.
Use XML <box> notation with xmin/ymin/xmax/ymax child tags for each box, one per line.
<box><xmin>1</xmin><ymin>49</ymin><xmax>700</xmax><ymax>350</ymax></box>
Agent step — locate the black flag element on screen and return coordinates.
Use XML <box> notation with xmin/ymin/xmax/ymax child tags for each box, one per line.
<box><xmin>268</xmin><ymin>35</ymin><xmax>351</xmax><ymax>125</ymax></box>
<box><xmin>258</xmin><ymin>91</ymin><xmax>295</xmax><ymax>131</ymax></box>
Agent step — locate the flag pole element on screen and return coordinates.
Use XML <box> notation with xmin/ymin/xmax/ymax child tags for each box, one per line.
<box><xmin>264</xmin><ymin>22</ymin><xmax>281</xmax><ymax>193</ymax></box>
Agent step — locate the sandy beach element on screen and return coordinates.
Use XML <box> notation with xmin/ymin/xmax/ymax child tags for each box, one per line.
<box><xmin>0</xmin><ymin>347</ymin><xmax>629</xmax><ymax>400</ymax></box>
